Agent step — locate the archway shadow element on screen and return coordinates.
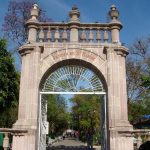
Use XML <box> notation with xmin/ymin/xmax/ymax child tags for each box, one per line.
<box><xmin>47</xmin><ymin>145</ymin><xmax>96</xmax><ymax>150</ymax></box>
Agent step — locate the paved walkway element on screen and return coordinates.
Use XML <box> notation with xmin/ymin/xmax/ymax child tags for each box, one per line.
<box><xmin>47</xmin><ymin>138</ymin><xmax>101</xmax><ymax>150</ymax></box>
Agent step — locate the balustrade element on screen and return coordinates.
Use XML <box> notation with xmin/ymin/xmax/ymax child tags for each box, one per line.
<box><xmin>0</xmin><ymin>128</ymin><xmax>27</xmax><ymax>150</ymax></box>
<box><xmin>26</xmin><ymin>4</ymin><xmax>122</xmax><ymax>44</ymax></box>
<box><xmin>35</xmin><ymin>24</ymin><xmax>112</xmax><ymax>43</ymax></box>
<box><xmin>79</xmin><ymin>27</ymin><xmax>110</xmax><ymax>43</ymax></box>
<box><xmin>37</xmin><ymin>25</ymin><xmax>70</xmax><ymax>43</ymax></box>
<box><xmin>133</xmin><ymin>130</ymin><xmax>150</xmax><ymax>150</ymax></box>
<box><xmin>119</xmin><ymin>129</ymin><xmax>150</xmax><ymax>150</ymax></box>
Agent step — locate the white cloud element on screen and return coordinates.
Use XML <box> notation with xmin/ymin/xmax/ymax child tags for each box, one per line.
<box><xmin>43</xmin><ymin>0</ymin><xmax>90</xmax><ymax>22</ymax></box>
<box><xmin>48</xmin><ymin>0</ymin><xmax>70</xmax><ymax>12</ymax></box>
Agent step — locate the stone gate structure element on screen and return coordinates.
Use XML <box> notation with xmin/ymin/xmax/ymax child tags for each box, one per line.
<box><xmin>12</xmin><ymin>4</ymin><xmax>134</xmax><ymax>150</ymax></box>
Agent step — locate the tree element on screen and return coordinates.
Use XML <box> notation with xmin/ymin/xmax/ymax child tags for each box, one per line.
<box><xmin>0</xmin><ymin>39</ymin><xmax>20</xmax><ymax>127</ymax></box>
<box><xmin>127</xmin><ymin>38</ymin><xmax>150</xmax><ymax>101</ymax></box>
<box><xmin>70</xmin><ymin>94</ymin><xmax>101</xmax><ymax>142</ymax></box>
<box><xmin>2</xmin><ymin>0</ymin><xmax>51</xmax><ymax>54</ymax></box>
<box><xmin>127</xmin><ymin>37</ymin><xmax>150</xmax><ymax>123</ymax></box>
<box><xmin>47</xmin><ymin>95</ymin><xmax>69</xmax><ymax>137</ymax></box>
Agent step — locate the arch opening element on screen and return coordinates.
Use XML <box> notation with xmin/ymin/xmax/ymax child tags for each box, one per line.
<box><xmin>42</xmin><ymin>65</ymin><xmax>104</xmax><ymax>92</ymax></box>
<box><xmin>38</xmin><ymin>59</ymin><xmax>108</xmax><ymax>150</ymax></box>
<box><xmin>39</xmin><ymin>59</ymin><xmax>107</xmax><ymax>93</ymax></box>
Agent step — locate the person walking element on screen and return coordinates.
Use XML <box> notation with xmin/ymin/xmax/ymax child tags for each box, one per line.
<box><xmin>86</xmin><ymin>128</ymin><xmax>93</xmax><ymax>150</ymax></box>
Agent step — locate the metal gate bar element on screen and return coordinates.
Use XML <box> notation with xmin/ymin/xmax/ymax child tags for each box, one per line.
<box><xmin>38</xmin><ymin>92</ymin><xmax>107</xmax><ymax>150</ymax></box>
<box><xmin>40</xmin><ymin>91</ymin><xmax>106</xmax><ymax>95</ymax></box>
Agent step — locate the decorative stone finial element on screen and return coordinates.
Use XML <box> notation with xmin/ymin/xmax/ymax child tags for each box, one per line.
<box><xmin>69</xmin><ymin>5</ymin><xmax>80</xmax><ymax>23</ymax></box>
<box><xmin>30</xmin><ymin>4</ymin><xmax>40</xmax><ymax>20</ymax></box>
<box><xmin>72</xmin><ymin>5</ymin><xmax>78</xmax><ymax>10</ymax></box>
<box><xmin>109</xmin><ymin>5</ymin><xmax>119</xmax><ymax>20</ymax></box>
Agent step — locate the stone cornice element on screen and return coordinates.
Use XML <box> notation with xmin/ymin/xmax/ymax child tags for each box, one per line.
<box><xmin>43</xmin><ymin>42</ymin><xmax>105</xmax><ymax>48</ymax></box>
<box><xmin>38</xmin><ymin>22</ymin><xmax>121</xmax><ymax>30</ymax></box>
<box><xmin>18</xmin><ymin>43</ymin><xmax>44</xmax><ymax>56</ymax></box>
<box><xmin>114</xmin><ymin>45</ymin><xmax>128</xmax><ymax>56</ymax></box>
<box><xmin>26</xmin><ymin>19</ymin><xmax>39</xmax><ymax>28</ymax></box>
<box><xmin>118</xmin><ymin>129</ymin><xmax>150</xmax><ymax>137</ymax></box>
<box><xmin>19</xmin><ymin>44</ymin><xmax>35</xmax><ymax>56</ymax></box>
<box><xmin>109</xmin><ymin>20</ymin><xmax>123</xmax><ymax>30</ymax></box>
<box><xmin>104</xmin><ymin>44</ymin><xmax>128</xmax><ymax>56</ymax></box>
<box><xmin>0</xmin><ymin>128</ymin><xmax>28</xmax><ymax>136</ymax></box>
<box><xmin>19</xmin><ymin>43</ymin><xmax>43</xmax><ymax>56</ymax></box>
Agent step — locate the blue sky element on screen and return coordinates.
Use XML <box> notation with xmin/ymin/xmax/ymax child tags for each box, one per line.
<box><xmin>38</xmin><ymin>0</ymin><xmax>150</xmax><ymax>46</ymax></box>
<box><xmin>0</xmin><ymin>0</ymin><xmax>149</xmax><ymax>105</ymax></box>
<box><xmin>0</xmin><ymin>0</ymin><xmax>150</xmax><ymax>48</ymax></box>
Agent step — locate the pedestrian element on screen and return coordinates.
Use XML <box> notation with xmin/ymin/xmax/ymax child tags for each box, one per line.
<box><xmin>138</xmin><ymin>135</ymin><xmax>150</xmax><ymax>150</ymax></box>
<box><xmin>86</xmin><ymin>128</ymin><xmax>93</xmax><ymax>150</ymax></box>
<box><xmin>75</xmin><ymin>130</ymin><xmax>79</xmax><ymax>140</ymax></box>
<box><xmin>62</xmin><ymin>132</ymin><xmax>66</xmax><ymax>140</ymax></box>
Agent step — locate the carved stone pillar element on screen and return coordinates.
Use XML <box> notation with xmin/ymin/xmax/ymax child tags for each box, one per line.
<box><xmin>26</xmin><ymin>4</ymin><xmax>39</xmax><ymax>43</ymax></box>
<box><xmin>69</xmin><ymin>6</ymin><xmax>80</xmax><ymax>42</ymax></box>
<box><xmin>107</xmin><ymin>46</ymin><xmax>122</xmax><ymax>127</ymax></box>
<box><xmin>106</xmin><ymin>45</ymin><xmax>133</xmax><ymax>150</ymax></box>
<box><xmin>12</xmin><ymin>4</ymin><xmax>41</xmax><ymax>149</ymax></box>
<box><xmin>13</xmin><ymin>44</ymin><xmax>42</xmax><ymax>150</ymax></box>
<box><xmin>3</xmin><ymin>133</ymin><xmax>9</xmax><ymax>150</ymax></box>
<box><xmin>115</xmin><ymin>47</ymin><xmax>130</xmax><ymax>125</ymax></box>
<box><xmin>109</xmin><ymin>5</ymin><xmax>122</xmax><ymax>44</ymax></box>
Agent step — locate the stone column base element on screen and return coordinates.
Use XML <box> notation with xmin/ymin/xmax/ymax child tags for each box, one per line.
<box><xmin>12</xmin><ymin>134</ymin><xmax>37</xmax><ymax>150</ymax></box>
<box><xmin>12</xmin><ymin>120</ymin><xmax>38</xmax><ymax>150</ymax></box>
<box><xmin>109</xmin><ymin>129</ymin><xmax>134</xmax><ymax>150</ymax></box>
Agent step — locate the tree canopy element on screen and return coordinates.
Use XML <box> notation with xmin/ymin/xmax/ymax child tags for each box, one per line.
<box><xmin>70</xmin><ymin>94</ymin><xmax>101</xmax><ymax>142</ymax></box>
<box><xmin>2</xmin><ymin>0</ymin><xmax>51</xmax><ymax>54</ymax></box>
<box><xmin>0</xmin><ymin>39</ymin><xmax>19</xmax><ymax>127</ymax></box>
<box><xmin>127</xmin><ymin>37</ymin><xmax>150</xmax><ymax>124</ymax></box>
<box><xmin>46</xmin><ymin>95</ymin><xmax>69</xmax><ymax>137</ymax></box>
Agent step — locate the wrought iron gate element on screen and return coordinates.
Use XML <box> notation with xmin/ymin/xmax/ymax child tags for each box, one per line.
<box><xmin>38</xmin><ymin>65</ymin><xmax>107</xmax><ymax>150</ymax></box>
<box><xmin>39</xmin><ymin>95</ymin><xmax>49</xmax><ymax>150</ymax></box>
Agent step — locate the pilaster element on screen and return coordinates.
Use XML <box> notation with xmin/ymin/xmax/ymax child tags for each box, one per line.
<box><xmin>106</xmin><ymin>45</ymin><xmax>133</xmax><ymax>150</ymax></box>
<box><xmin>13</xmin><ymin>43</ymin><xmax>42</xmax><ymax>150</ymax></box>
<box><xmin>106</xmin><ymin>46</ymin><xmax>121</xmax><ymax>127</ymax></box>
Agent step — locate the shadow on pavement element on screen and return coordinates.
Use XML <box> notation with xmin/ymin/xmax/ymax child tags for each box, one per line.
<box><xmin>46</xmin><ymin>137</ymin><xmax>97</xmax><ymax>150</ymax></box>
<box><xmin>47</xmin><ymin>146</ymin><xmax>95</xmax><ymax>150</ymax></box>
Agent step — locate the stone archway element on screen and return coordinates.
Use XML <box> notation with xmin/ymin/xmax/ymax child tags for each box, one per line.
<box><xmin>39</xmin><ymin>62</ymin><xmax>108</xmax><ymax>150</ymax></box>
<box><xmin>12</xmin><ymin>4</ymin><xmax>134</xmax><ymax>150</ymax></box>
<box><xmin>39</xmin><ymin>59</ymin><xmax>108</xmax><ymax>92</ymax></box>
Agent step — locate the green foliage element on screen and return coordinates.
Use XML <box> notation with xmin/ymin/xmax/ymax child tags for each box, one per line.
<box><xmin>0</xmin><ymin>39</ymin><xmax>19</xmax><ymax>127</ymax></box>
<box><xmin>70</xmin><ymin>94</ymin><xmax>101</xmax><ymax>142</ymax></box>
<box><xmin>0</xmin><ymin>104</ymin><xmax>18</xmax><ymax>127</ymax></box>
<box><xmin>128</xmin><ymin>99</ymin><xmax>150</xmax><ymax>124</ymax></box>
<box><xmin>46</xmin><ymin>95</ymin><xmax>69</xmax><ymax>137</ymax></box>
<box><xmin>127</xmin><ymin>37</ymin><xmax>150</xmax><ymax>124</ymax></box>
<box><xmin>141</xmin><ymin>75</ymin><xmax>150</xmax><ymax>89</ymax></box>
<box><xmin>128</xmin><ymin>100</ymin><xmax>145</xmax><ymax>123</ymax></box>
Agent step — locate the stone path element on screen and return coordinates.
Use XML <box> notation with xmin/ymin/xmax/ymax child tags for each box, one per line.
<box><xmin>47</xmin><ymin>138</ymin><xmax>100</xmax><ymax>150</ymax></box>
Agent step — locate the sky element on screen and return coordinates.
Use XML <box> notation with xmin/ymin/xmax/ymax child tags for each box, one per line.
<box><xmin>0</xmin><ymin>0</ymin><xmax>149</xmax><ymax>106</ymax></box>
<box><xmin>0</xmin><ymin>0</ymin><xmax>150</xmax><ymax>67</ymax></box>
<box><xmin>37</xmin><ymin>0</ymin><xmax>150</xmax><ymax>46</ymax></box>
<box><xmin>0</xmin><ymin>0</ymin><xmax>150</xmax><ymax>47</ymax></box>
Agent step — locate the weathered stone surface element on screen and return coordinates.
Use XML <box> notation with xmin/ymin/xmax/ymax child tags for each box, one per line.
<box><xmin>12</xmin><ymin>4</ymin><xmax>133</xmax><ymax>150</ymax></box>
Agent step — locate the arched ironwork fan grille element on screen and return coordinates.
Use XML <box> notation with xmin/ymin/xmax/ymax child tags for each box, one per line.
<box><xmin>42</xmin><ymin>65</ymin><xmax>104</xmax><ymax>92</ymax></box>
